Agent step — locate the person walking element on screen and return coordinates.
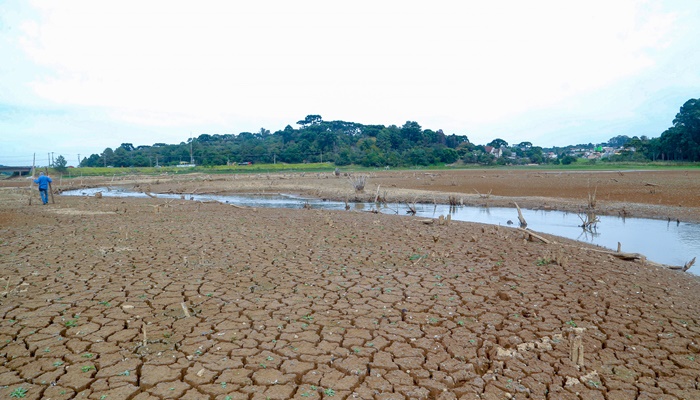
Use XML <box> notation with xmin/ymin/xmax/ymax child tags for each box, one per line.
<box><xmin>34</xmin><ymin>171</ymin><xmax>53</xmax><ymax>205</ymax></box>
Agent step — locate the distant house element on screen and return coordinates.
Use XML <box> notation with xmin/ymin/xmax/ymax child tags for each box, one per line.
<box><xmin>484</xmin><ymin>146</ymin><xmax>503</xmax><ymax>158</ymax></box>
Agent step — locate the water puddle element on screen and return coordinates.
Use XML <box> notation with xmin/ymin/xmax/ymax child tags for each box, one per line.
<box><xmin>63</xmin><ymin>187</ymin><xmax>699</xmax><ymax>274</ymax></box>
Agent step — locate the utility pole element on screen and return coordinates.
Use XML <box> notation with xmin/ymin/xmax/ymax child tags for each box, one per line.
<box><xmin>48</xmin><ymin>153</ymin><xmax>51</xmax><ymax>167</ymax></box>
<box><xmin>189</xmin><ymin>133</ymin><xmax>194</xmax><ymax>165</ymax></box>
<box><xmin>51</xmin><ymin>152</ymin><xmax>54</xmax><ymax>166</ymax></box>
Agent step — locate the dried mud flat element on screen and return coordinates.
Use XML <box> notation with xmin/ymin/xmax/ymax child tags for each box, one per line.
<box><xmin>1</xmin><ymin>169</ymin><xmax>700</xmax><ymax>399</ymax></box>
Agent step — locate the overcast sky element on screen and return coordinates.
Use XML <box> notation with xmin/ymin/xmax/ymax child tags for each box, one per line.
<box><xmin>1</xmin><ymin>0</ymin><xmax>699</xmax><ymax>166</ymax></box>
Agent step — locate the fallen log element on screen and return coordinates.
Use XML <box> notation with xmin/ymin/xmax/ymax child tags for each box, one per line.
<box><xmin>666</xmin><ymin>257</ymin><xmax>696</xmax><ymax>272</ymax></box>
<box><xmin>582</xmin><ymin>247</ymin><xmax>645</xmax><ymax>261</ymax></box>
<box><xmin>577</xmin><ymin>246</ymin><xmax>694</xmax><ymax>272</ymax></box>
<box><xmin>516</xmin><ymin>227</ymin><xmax>550</xmax><ymax>244</ymax></box>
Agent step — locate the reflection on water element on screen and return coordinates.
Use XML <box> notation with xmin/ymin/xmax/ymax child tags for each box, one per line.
<box><xmin>62</xmin><ymin>188</ymin><xmax>700</xmax><ymax>275</ymax></box>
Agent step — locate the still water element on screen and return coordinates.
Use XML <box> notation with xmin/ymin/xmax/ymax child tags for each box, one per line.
<box><xmin>62</xmin><ymin>188</ymin><xmax>700</xmax><ymax>275</ymax></box>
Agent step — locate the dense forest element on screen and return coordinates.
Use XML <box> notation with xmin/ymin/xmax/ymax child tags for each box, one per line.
<box><xmin>79</xmin><ymin>98</ymin><xmax>700</xmax><ymax>168</ymax></box>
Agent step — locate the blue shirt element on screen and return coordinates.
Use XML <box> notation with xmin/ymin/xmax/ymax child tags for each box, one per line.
<box><xmin>34</xmin><ymin>175</ymin><xmax>52</xmax><ymax>190</ymax></box>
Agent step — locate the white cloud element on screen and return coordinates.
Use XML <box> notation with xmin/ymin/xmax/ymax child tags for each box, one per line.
<box><xmin>1</xmin><ymin>0</ymin><xmax>698</xmax><ymax>164</ymax></box>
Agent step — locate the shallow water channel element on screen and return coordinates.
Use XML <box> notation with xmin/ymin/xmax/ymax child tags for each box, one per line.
<box><xmin>63</xmin><ymin>188</ymin><xmax>700</xmax><ymax>275</ymax></box>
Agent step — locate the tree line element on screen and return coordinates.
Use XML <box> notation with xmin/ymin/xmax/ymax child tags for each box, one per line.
<box><xmin>79</xmin><ymin>98</ymin><xmax>699</xmax><ymax>168</ymax></box>
<box><xmin>604</xmin><ymin>98</ymin><xmax>700</xmax><ymax>162</ymax></box>
<box><xmin>79</xmin><ymin>117</ymin><xmax>511</xmax><ymax>168</ymax></box>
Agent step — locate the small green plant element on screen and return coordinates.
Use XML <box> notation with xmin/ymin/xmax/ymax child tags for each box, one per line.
<box><xmin>65</xmin><ymin>319</ymin><xmax>78</xmax><ymax>327</ymax></box>
<box><xmin>266</xmin><ymin>355</ymin><xmax>274</xmax><ymax>361</ymax></box>
<box><xmin>81</xmin><ymin>365</ymin><xmax>96</xmax><ymax>372</ymax></box>
<box><xmin>588</xmin><ymin>380</ymin><xmax>601</xmax><ymax>388</ymax></box>
<box><xmin>53</xmin><ymin>361</ymin><xmax>64</xmax><ymax>367</ymax></box>
<box><xmin>82</xmin><ymin>353</ymin><xmax>93</xmax><ymax>358</ymax></box>
<box><xmin>687</xmin><ymin>355</ymin><xmax>696</xmax><ymax>361</ymax></box>
<box><xmin>324</xmin><ymin>388</ymin><xmax>336</xmax><ymax>396</ymax></box>
<box><xmin>220</xmin><ymin>382</ymin><xmax>227</xmax><ymax>388</ymax></box>
<box><xmin>457</xmin><ymin>320</ymin><xmax>464</xmax><ymax>326</ymax></box>
<box><xmin>536</xmin><ymin>258</ymin><xmax>551</xmax><ymax>266</ymax></box>
<box><xmin>9</xmin><ymin>387</ymin><xmax>28</xmax><ymax>398</ymax></box>
<box><xmin>98</xmin><ymin>301</ymin><xmax>111</xmax><ymax>307</ymax></box>
<box><xmin>565</xmin><ymin>320</ymin><xmax>577</xmax><ymax>328</ymax></box>
<box><xmin>302</xmin><ymin>315</ymin><xmax>314</xmax><ymax>321</ymax></box>
<box><xmin>352</xmin><ymin>347</ymin><xmax>361</xmax><ymax>354</ymax></box>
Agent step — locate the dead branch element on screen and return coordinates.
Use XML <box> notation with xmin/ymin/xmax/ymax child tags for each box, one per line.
<box><xmin>684</xmin><ymin>257</ymin><xmax>696</xmax><ymax>272</ymax></box>
<box><xmin>474</xmin><ymin>188</ymin><xmax>492</xmax><ymax>199</ymax></box>
<box><xmin>513</xmin><ymin>202</ymin><xmax>527</xmax><ymax>227</ymax></box>
<box><xmin>349</xmin><ymin>175</ymin><xmax>368</xmax><ymax>192</ymax></box>
<box><xmin>667</xmin><ymin>257</ymin><xmax>696</xmax><ymax>272</ymax></box>
<box><xmin>588</xmin><ymin>185</ymin><xmax>597</xmax><ymax>209</ymax></box>
<box><xmin>142</xmin><ymin>324</ymin><xmax>148</xmax><ymax>347</ymax></box>
<box><xmin>181</xmin><ymin>302</ymin><xmax>191</xmax><ymax>318</ymax></box>
<box><xmin>405</xmin><ymin>197</ymin><xmax>418</xmax><ymax>215</ymax></box>
<box><xmin>580</xmin><ymin>247</ymin><xmax>645</xmax><ymax>261</ymax></box>
<box><xmin>406</xmin><ymin>202</ymin><xmax>417</xmax><ymax>215</ymax></box>
<box><xmin>516</xmin><ymin>227</ymin><xmax>550</xmax><ymax>244</ymax></box>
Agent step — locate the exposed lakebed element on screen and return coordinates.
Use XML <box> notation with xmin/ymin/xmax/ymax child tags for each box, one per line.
<box><xmin>63</xmin><ymin>187</ymin><xmax>700</xmax><ymax>274</ymax></box>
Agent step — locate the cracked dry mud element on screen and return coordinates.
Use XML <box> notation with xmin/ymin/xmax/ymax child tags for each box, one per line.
<box><xmin>1</xmin><ymin>175</ymin><xmax>700</xmax><ymax>399</ymax></box>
